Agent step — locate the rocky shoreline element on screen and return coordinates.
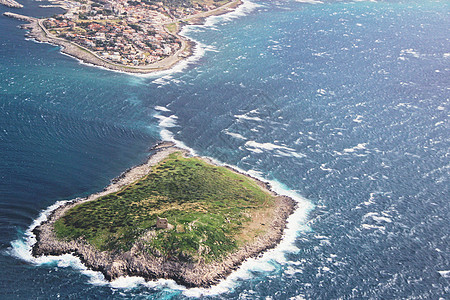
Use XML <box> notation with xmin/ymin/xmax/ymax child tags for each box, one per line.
<box><xmin>0</xmin><ymin>0</ymin><xmax>23</xmax><ymax>8</ymax></box>
<box><xmin>31</xmin><ymin>142</ymin><xmax>297</xmax><ymax>288</ymax></box>
<box><xmin>3</xmin><ymin>0</ymin><xmax>242</xmax><ymax>74</ymax></box>
<box><xmin>3</xmin><ymin>12</ymin><xmax>34</xmax><ymax>22</ymax></box>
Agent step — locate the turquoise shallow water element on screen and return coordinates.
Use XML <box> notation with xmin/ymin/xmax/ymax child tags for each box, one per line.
<box><xmin>0</xmin><ymin>0</ymin><xmax>449</xmax><ymax>298</ymax></box>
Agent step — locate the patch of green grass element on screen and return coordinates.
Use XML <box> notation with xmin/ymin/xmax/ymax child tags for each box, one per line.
<box><xmin>165</xmin><ymin>22</ymin><xmax>178</xmax><ymax>34</ymax></box>
<box><xmin>54</xmin><ymin>152</ymin><xmax>274</xmax><ymax>261</ymax></box>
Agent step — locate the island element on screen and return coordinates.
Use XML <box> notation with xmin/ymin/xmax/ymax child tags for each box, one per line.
<box><xmin>32</xmin><ymin>142</ymin><xmax>296</xmax><ymax>287</ymax></box>
<box><xmin>2</xmin><ymin>0</ymin><xmax>242</xmax><ymax>73</ymax></box>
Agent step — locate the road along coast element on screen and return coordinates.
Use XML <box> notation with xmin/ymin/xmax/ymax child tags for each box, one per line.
<box><xmin>3</xmin><ymin>0</ymin><xmax>242</xmax><ymax>74</ymax></box>
<box><xmin>31</xmin><ymin>142</ymin><xmax>296</xmax><ymax>287</ymax></box>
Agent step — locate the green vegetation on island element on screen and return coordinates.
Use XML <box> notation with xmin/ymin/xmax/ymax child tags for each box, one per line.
<box><xmin>54</xmin><ymin>152</ymin><xmax>276</xmax><ymax>262</ymax></box>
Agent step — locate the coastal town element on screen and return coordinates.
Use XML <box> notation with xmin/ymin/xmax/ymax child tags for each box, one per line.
<box><xmin>2</xmin><ymin>0</ymin><xmax>240</xmax><ymax>71</ymax></box>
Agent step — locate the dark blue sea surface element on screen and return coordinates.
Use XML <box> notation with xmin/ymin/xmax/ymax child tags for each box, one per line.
<box><xmin>0</xmin><ymin>0</ymin><xmax>448</xmax><ymax>298</ymax></box>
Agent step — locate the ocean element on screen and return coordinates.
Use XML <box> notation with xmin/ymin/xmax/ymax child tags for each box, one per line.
<box><xmin>0</xmin><ymin>0</ymin><xmax>448</xmax><ymax>298</ymax></box>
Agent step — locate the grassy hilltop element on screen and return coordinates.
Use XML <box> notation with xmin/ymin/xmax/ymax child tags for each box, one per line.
<box><xmin>54</xmin><ymin>152</ymin><xmax>275</xmax><ymax>262</ymax></box>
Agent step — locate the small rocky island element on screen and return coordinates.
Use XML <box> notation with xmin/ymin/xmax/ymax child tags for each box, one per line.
<box><xmin>32</xmin><ymin>142</ymin><xmax>296</xmax><ymax>287</ymax></box>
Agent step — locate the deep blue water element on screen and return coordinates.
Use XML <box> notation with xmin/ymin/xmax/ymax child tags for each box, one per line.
<box><xmin>0</xmin><ymin>0</ymin><xmax>449</xmax><ymax>298</ymax></box>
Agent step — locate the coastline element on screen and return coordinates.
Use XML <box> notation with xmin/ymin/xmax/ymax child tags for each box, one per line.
<box><xmin>3</xmin><ymin>0</ymin><xmax>243</xmax><ymax>74</ymax></box>
<box><xmin>0</xmin><ymin>0</ymin><xmax>23</xmax><ymax>8</ymax></box>
<box><xmin>31</xmin><ymin>141</ymin><xmax>297</xmax><ymax>288</ymax></box>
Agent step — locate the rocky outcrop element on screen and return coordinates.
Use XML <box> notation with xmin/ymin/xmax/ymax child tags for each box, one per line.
<box><xmin>0</xmin><ymin>0</ymin><xmax>23</xmax><ymax>8</ymax></box>
<box><xmin>32</xmin><ymin>142</ymin><xmax>297</xmax><ymax>287</ymax></box>
<box><xmin>3</xmin><ymin>12</ymin><xmax>34</xmax><ymax>22</ymax></box>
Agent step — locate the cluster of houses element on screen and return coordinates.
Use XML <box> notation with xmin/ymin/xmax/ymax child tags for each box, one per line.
<box><xmin>44</xmin><ymin>17</ymin><xmax>181</xmax><ymax>65</ymax></box>
<box><xmin>42</xmin><ymin>0</ymin><xmax>223</xmax><ymax>66</ymax></box>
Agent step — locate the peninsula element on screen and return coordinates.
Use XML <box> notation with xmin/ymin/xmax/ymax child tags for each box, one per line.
<box><xmin>2</xmin><ymin>0</ymin><xmax>241</xmax><ymax>73</ymax></box>
<box><xmin>32</xmin><ymin>142</ymin><xmax>296</xmax><ymax>287</ymax></box>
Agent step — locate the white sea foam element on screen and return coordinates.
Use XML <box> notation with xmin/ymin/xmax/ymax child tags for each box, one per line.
<box><xmin>153</xmin><ymin>112</ymin><xmax>198</xmax><ymax>155</ymax></box>
<box><xmin>343</xmin><ymin>143</ymin><xmax>367</xmax><ymax>153</ymax></box>
<box><xmin>246</xmin><ymin>147</ymin><xmax>264</xmax><ymax>153</ymax></box>
<box><xmin>223</xmin><ymin>129</ymin><xmax>247</xmax><ymax>140</ymax></box>
<box><xmin>398</xmin><ymin>48</ymin><xmax>422</xmax><ymax>61</ymax></box>
<box><xmin>353</xmin><ymin>115</ymin><xmax>363</xmax><ymax>123</ymax></box>
<box><xmin>363</xmin><ymin>212</ymin><xmax>392</xmax><ymax>223</ymax></box>
<box><xmin>320</xmin><ymin>163</ymin><xmax>334</xmax><ymax>172</ymax></box>
<box><xmin>11</xmin><ymin>0</ymin><xmax>313</xmax><ymax>294</ymax></box>
<box><xmin>284</xmin><ymin>266</ymin><xmax>303</xmax><ymax>275</ymax></box>
<box><xmin>203</xmin><ymin>0</ymin><xmax>261</xmax><ymax>27</ymax></box>
<box><xmin>9</xmin><ymin>200</ymin><xmax>72</xmax><ymax>260</ymax></box>
<box><xmin>154</xmin><ymin>106</ymin><xmax>171</xmax><ymax>112</ymax></box>
<box><xmin>438</xmin><ymin>270</ymin><xmax>450</xmax><ymax>278</ymax></box>
<box><xmin>154</xmin><ymin>114</ymin><xmax>178</xmax><ymax>128</ymax></box>
<box><xmin>234</xmin><ymin>113</ymin><xmax>263</xmax><ymax>122</ymax></box>
<box><xmin>362</xmin><ymin>192</ymin><xmax>377</xmax><ymax>206</ymax></box>
<box><xmin>289</xmin><ymin>295</ymin><xmax>306</xmax><ymax>300</ymax></box>
<box><xmin>152</xmin><ymin>119</ymin><xmax>314</xmax><ymax>296</ymax></box>
<box><xmin>25</xmin><ymin>36</ymin><xmax>133</xmax><ymax>76</ymax></box>
<box><xmin>244</xmin><ymin>140</ymin><xmax>306</xmax><ymax>158</ymax></box>
<box><xmin>295</xmin><ymin>0</ymin><xmax>323</xmax><ymax>4</ymax></box>
<box><xmin>8</xmin><ymin>198</ymin><xmax>113</xmax><ymax>283</ymax></box>
<box><xmin>181</xmin><ymin>178</ymin><xmax>314</xmax><ymax>297</ymax></box>
<box><xmin>140</xmin><ymin>0</ymin><xmax>258</xmax><ymax>80</ymax></box>
<box><xmin>317</xmin><ymin>88</ymin><xmax>327</xmax><ymax>95</ymax></box>
<box><xmin>28</xmin><ymin>27</ymin><xmax>208</xmax><ymax>79</ymax></box>
<box><xmin>246</xmin><ymin>141</ymin><xmax>295</xmax><ymax>152</ymax></box>
<box><xmin>361</xmin><ymin>224</ymin><xmax>386</xmax><ymax>231</ymax></box>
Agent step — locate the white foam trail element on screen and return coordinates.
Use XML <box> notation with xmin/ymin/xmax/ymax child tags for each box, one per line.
<box><xmin>181</xmin><ymin>173</ymin><xmax>314</xmax><ymax>297</ymax></box>
<box><xmin>154</xmin><ymin>114</ymin><xmax>178</xmax><ymax>128</ymax></box>
<box><xmin>7</xmin><ymin>199</ymin><xmax>113</xmax><ymax>284</ymax></box>
<box><xmin>234</xmin><ymin>113</ymin><xmax>263</xmax><ymax>122</ymax></box>
<box><xmin>11</xmin><ymin>0</ymin><xmax>313</xmax><ymax>293</ymax></box>
<box><xmin>10</xmin><ymin>130</ymin><xmax>314</xmax><ymax>295</ymax></box>
<box><xmin>153</xmin><ymin>116</ymin><xmax>314</xmax><ymax>296</ymax></box>
<box><xmin>142</xmin><ymin>40</ymin><xmax>208</xmax><ymax>79</ymax></box>
<box><xmin>438</xmin><ymin>270</ymin><xmax>450</xmax><ymax>278</ymax></box>
<box><xmin>244</xmin><ymin>140</ymin><xmax>306</xmax><ymax>159</ymax></box>
<box><xmin>151</xmin><ymin>131</ymin><xmax>314</xmax><ymax>296</ymax></box>
<box><xmin>223</xmin><ymin>129</ymin><xmax>247</xmax><ymax>140</ymax></box>
<box><xmin>9</xmin><ymin>200</ymin><xmax>71</xmax><ymax>261</ymax></box>
<box><xmin>154</xmin><ymin>106</ymin><xmax>171</xmax><ymax>112</ymax></box>
<box><xmin>142</xmin><ymin>0</ymin><xmax>259</xmax><ymax>79</ymax></box>
<box><xmin>295</xmin><ymin>0</ymin><xmax>323</xmax><ymax>4</ymax></box>
<box><xmin>343</xmin><ymin>142</ymin><xmax>367</xmax><ymax>153</ymax></box>
<box><xmin>153</xmin><ymin>111</ymin><xmax>198</xmax><ymax>156</ymax></box>
<box><xmin>25</xmin><ymin>1</ymin><xmax>258</xmax><ymax>80</ymax></box>
<box><xmin>353</xmin><ymin>115</ymin><xmax>363</xmax><ymax>123</ymax></box>
<box><xmin>153</xmin><ymin>112</ymin><xmax>315</xmax><ymax>296</ymax></box>
<box><xmin>362</xmin><ymin>212</ymin><xmax>392</xmax><ymax>223</ymax></box>
<box><xmin>246</xmin><ymin>140</ymin><xmax>295</xmax><ymax>152</ymax></box>
<box><xmin>203</xmin><ymin>0</ymin><xmax>261</xmax><ymax>27</ymax></box>
<box><xmin>361</xmin><ymin>224</ymin><xmax>386</xmax><ymax>231</ymax></box>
